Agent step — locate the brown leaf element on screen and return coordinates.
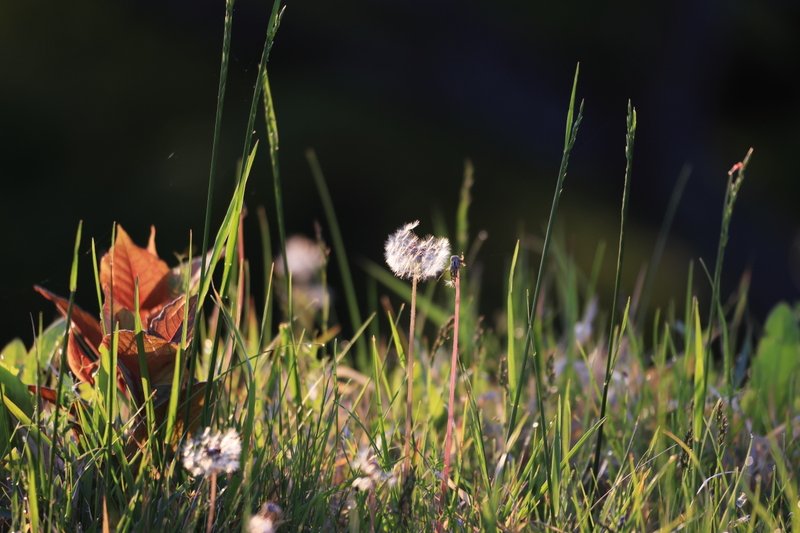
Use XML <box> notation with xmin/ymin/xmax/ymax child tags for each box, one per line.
<box><xmin>100</xmin><ymin>226</ymin><xmax>171</xmax><ymax>318</ymax></box>
<box><xmin>34</xmin><ymin>286</ymin><xmax>103</xmax><ymax>349</ymax></box>
<box><xmin>103</xmin><ymin>330</ymin><xmax>177</xmax><ymax>392</ymax></box>
<box><xmin>67</xmin><ymin>329</ymin><xmax>99</xmax><ymax>385</ymax></box>
<box><xmin>28</xmin><ymin>385</ymin><xmax>58</xmax><ymax>404</ymax></box>
<box><xmin>148</xmin><ymin>295</ymin><xmax>197</xmax><ymax>344</ymax></box>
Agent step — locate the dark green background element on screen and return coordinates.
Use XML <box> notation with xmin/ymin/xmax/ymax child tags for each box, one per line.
<box><xmin>2</xmin><ymin>0</ymin><xmax>799</xmax><ymax>345</ymax></box>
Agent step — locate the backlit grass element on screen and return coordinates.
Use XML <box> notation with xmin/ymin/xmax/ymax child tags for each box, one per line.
<box><xmin>1</xmin><ymin>2</ymin><xmax>798</xmax><ymax>532</ymax></box>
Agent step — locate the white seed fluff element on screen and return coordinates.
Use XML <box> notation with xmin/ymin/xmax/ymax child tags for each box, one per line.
<box><xmin>247</xmin><ymin>515</ymin><xmax>275</xmax><ymax>533</ymax></box>
<box><xmin>384</xmin><ymin>220</ymin><xmax>450</xmax><ymax>281</ymax></box>
<box><xmin>181</xmin><ymin>427</ymin><xmax>242</xmax><ymax>477</ymax></box>
<box><xmin>350</xmin><ymin>446</ymin><xmax>397</xmax><ymax>491</ymax></box>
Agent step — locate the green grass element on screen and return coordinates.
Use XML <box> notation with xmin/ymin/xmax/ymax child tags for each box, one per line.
<box><xmin>1</xmin><ymin>3</ymin><xmax>799</xmax><ymax>532</ymax></box>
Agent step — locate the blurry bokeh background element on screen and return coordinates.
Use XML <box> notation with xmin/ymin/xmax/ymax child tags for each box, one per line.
<box><xmin>2</xmin><ymin>0</ymin><xmax>799</xmax><ymax>345</ymax></box>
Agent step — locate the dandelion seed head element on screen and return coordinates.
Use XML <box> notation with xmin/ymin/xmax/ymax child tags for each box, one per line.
<box><xmin>247</xmin><ymin>514</ymin><xmax>275</xmax><ymax>533</ymax></box>
<box><xmin>384</xmin><ymin>221</ymin><xmax>450</xmax><ymax>281</ymax></box>
<box><xmin>248</xmin><ymin>502</ymin><xmax>283</xmax><ymax>533</ymax></box>
<box><xmin>352</xmin><ymin>476</ymin><xmax>374</xmax><ymax>491</ymax></box>
<box><xmin>350</xmin><ymin>446</ymin><xmax>397</xmax><ymax>491</ymax></box>
<box><xmin>182</xmin><ymin>427</ymin><xmax>241</xmax><ymax>477</ymax></box>
<box><xmin>275</xmin><ymin>235</ymin><xmax>326</xmax><ymax>283</ymax></box>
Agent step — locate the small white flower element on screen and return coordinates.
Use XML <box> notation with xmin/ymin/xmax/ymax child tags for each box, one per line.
<box><xmin>182</xmin><ymin>427</ymin><xmax>241</xmax><ymax>477</ymax></box>
<box><xmin>384</xmin><ymin>221</ymin><xmax>450</xmax><ymax>281</ymax></box>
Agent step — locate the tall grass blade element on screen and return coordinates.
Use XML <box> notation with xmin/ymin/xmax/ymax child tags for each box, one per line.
<box><xmin>506</xmin><ymin>240</ymin><xmax>520</xmax><ymax>405</ymax></box>
<box><xmin>703</xmin><ymin>148</ymin><xmax>753</xmax><ymax>397</ymax></box>
<box><xmin>508</xmin><ymin>63</ymin><xmax>582</xmax><ymax>435</ymax></box>
<box><xmin>691</xmin><ymin>298</ymin><xmax>705</xmax><ymax>442</ymax></box>
<box><xmin>306</xmin><ymin>148</ymin><xmax>367</xmax><ymax>365</ymax></box>
<box><xmin>591</xmin><ymin>100</ymin><xmax>636</xmax><ymax>491</ymax></box>
<box><xmin>47</xmin><ymin>220</ymin><xmax>81</xmax><ymax>517</ymax></box>
<box><xmin>198</xmin><ymin>0</ymin><xmax>235</xmax><ymax>293</ymax></box>
<box><xmin>505</xmin><ymin>64</ymin><xmax>582</xmax><ymax>521</ymax></box>
<box><xmin>455</xmin><ymin>159</ymin><xmax>474</xmax><ymax>254</ymax></box>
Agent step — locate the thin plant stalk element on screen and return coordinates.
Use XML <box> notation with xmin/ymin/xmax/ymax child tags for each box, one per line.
<box><xmin>403</xmin><ymin>276</ymin><xmax>419</xmax><ymax>475</ymax></box>
<box><xmin>591</xmin><ymin>101</ymin><xmax>637</xmax><ymax>492</ymax></box>
<box><xmin>206</xmin><ymin>472</ymin><xmax>218</xmax><ymax>533</ymax></box>
<box><xmin>46</xmin><ymin>221</ymin><xmax>82</xmax><ymax>525</ymax></box>
<box><xmin>198</xmin><ymin>0</ymin><xmax>234</xmax><ymax>289</ymax></box>
<box><xmin>507</xmin><ymin>64</ymin><xmax>582</xmax><ymax>435</ymax></box>
<box><xmin>507</xmin><ymin>65</ymin><xmax>582</xmax><ymax>521</ymax></box>
<box><xmin>441</xmin><ymin>259</ymin><xmax>462</xmax><ymax>509</ymax></box>
<box><xmin>703</xmin><ymin>149</ymin><xmax>753</xmax><ymax>397</ymax></box>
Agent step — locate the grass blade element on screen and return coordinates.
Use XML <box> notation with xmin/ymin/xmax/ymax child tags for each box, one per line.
<box><xmin>591</xmin><ymin>100</ymin><xmax>637</xmax><ymax>492</ymax></box>
<box><xmin>306</xmin><ymin>148</ymin><xmax>367</xmax><ymax>365</ymax></box>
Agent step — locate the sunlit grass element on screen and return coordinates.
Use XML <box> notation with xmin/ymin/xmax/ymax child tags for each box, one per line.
<box><xmin>1</xmin><ymin>2</ymin><xmax>798</xmax><ymax>532</ymax></box>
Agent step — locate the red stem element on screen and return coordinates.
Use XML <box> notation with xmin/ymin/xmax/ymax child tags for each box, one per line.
<box><xmin>440</xmin><ymin>270</ymin><xmax>461</xmax><ymax>508</ymax></box>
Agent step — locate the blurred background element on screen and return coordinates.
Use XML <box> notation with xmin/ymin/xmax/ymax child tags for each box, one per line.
<box><xmin>1</xmin><ymin>0</ymin><xmax>799</xmax><ymax>346</ymax></box>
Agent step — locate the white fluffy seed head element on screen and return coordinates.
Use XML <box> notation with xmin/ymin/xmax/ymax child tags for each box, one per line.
<box><xmin>247</xmin><ymin>515</ymin><xmax>275</xmax><ymax>533</ymax></box>
<box><xmin>384</xmin><ymin>221</ymin><xmax>450</xmax><ymax>281</ymax></box>
<box><xmin>181</xmin><ymin>427</ymin><xmax>242</xmax><ymax>477</ymax></box>
<box><xmin>350</xmin><ymin>446</ymin><xmax>397</xmax><ymax>491</ymax></box>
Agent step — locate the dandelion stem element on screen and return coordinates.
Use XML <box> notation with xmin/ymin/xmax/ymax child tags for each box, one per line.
<box><xmin>441</xmin><ymin>264</ymin><xmax>461</xmax><ymax>511</ymax></box>
<box><xmin>403</xmin><ymin>275</ymin><xmax>419</xmax><ymax>475</ymax></box>
<box><xmin>207</xmin><ymin>471</ymin><xmax>218</xmax><ymax>533</ymax></box>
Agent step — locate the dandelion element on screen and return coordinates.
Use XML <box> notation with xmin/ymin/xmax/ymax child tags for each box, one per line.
<box><xmin>182</xmin><ymin>427</ymin><xmax>241</xmax><ymax>533</ymax></box>
<box><xmin>181</xmin><ymin>427</ymin><xmax>242</xmax><ymax>476</ymax></box>
<box><xmin>248</xmin><ymin>502</ymin><xmax>283</xmax><ymax>533</ymax></box>
<box><xmin>384</xmin><ymin>221</ymin><xmax>450</xmax><ymax>475</ymax></box>
<box><xmin>385</xmin><ymin>221</ymin><xmax>451</xmax><ymax>281</ymax></box>
<box><xmin>275</xmin><ymin>234</ymin><xmax>326</xmax><ymax>283</ymax></box>
<box><xmin>275</xmin><ymin>234</ymin><xmax>329</xmax><ymax>330</ymax></box>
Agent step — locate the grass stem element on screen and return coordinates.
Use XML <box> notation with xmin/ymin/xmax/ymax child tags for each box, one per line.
<box><xmin>591</xmin><ymin>101</ymin><xmax>637</xmax><ymax>495</ymax></box>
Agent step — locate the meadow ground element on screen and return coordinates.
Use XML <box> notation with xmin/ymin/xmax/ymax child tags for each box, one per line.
<box><xmin>1</xmin><ymin>2</ymin><xmax>798</xmax><ymax>532</ymax></box>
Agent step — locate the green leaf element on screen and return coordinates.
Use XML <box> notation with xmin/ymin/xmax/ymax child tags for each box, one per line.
<box><xmin>744</xmin><ymin>303</ymin><xmax>800</xmax><ymax>428</ymax></box>
<box><xmin>0</xmin><ymin>364</ymin><xmax>35</xmax><ymax>458</ymax></box>
<box><xmin>0</xmin><ymin>339</ymin><xmax>27</xmax><ymax>378</ymax></box>
<box><xmin>27</xmin><ymin>318</ymin><xmax>68</xmax><ymax>382</ymax></box>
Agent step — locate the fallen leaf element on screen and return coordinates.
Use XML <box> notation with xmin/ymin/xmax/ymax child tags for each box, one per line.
<box><xmin>100</xmin><ymin>226</ymin><xmax>171</xmax><ymax>319</ymax></box>
<box><xmin>148</xmin><ymin>295</ymin><xmax>197</xmax><ymax>344</ymax></box>
<box><xmin>103</xmin><ymin>330</ymin><xmax>177</xmax><ymax>392</ymax></box>
<box><xmin>34</xmin><ymin>286</ymin><xmax>103</xmax><ymax>348</ymax></box>
<box><xmin>67</xmin><ymin>329</ymin><xmax>99</xmax><ymax>385</ymax></box>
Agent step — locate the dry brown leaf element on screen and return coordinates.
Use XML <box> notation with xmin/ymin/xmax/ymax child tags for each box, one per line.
<box><xmin>104</xmin><ymin>330</ymin><xmax>177</xmax><ymax>390</ymax></box>
<box><xmin>100</xmin><ymin>226</ymin><xmax>171</xmax><ymax>319</ymax></box>
<box><xmin>34</xmin><ymin>285</ymin><xmax>103</xmax><ymax>348</ymax></box>
<box><xmin>148</xmin><ymin>295</ymin><xmax>197</xmax><ymax>344</ymax></box>
<box><xmin>67</xmin><ymin>328</ymin><xmax>99</xmax><ymax>385</ymax></box>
